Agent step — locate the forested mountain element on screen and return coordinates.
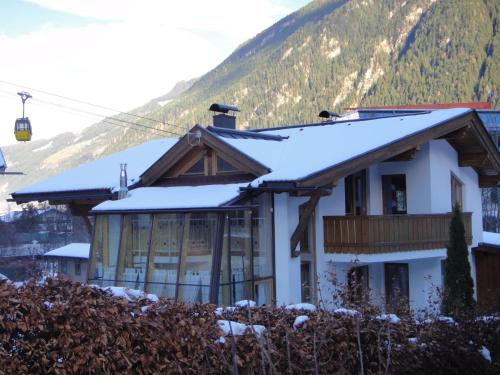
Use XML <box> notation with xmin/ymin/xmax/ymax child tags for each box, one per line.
<box><xmin>2</xmin><ymin>0</ymin><xmax>499</xmax><ymax>211</ymax></box>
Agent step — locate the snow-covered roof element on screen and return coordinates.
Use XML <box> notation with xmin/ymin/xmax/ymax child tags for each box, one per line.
<box><xmin>218</xmin><ymin>108</ymin><xmax>471</xmax><ymax>184</ymax></box>
<box><xmin>92</xmin><ymin>183</ymin><xmax>246</xmax><ymax>212</ymax></box>
<box><xmin>481</xmin><ymin>231</ymin><xmax>500</xmax><ymax>247</ymax></box>
<box><xmin>15</xmin><ymin>137</ymin><xmax>178</xmax><ymax>195</ymax></box>
<box><xmin>14</xmin><ymin>108</ymin><xmax>473</xmax><ymax>201</ymax></box>
<box><xmin>44</xmin><ymin>243</ymin><xmax>90</xmax><ymax>259</ymax></box>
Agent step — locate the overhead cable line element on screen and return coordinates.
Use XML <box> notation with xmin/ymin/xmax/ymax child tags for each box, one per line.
<box><xmin>0</xmin><ymin>88</ymin><xmax>183</xmax><ymax>137</ymax></box>
<box><xmin>0</xmin><ymin>79</ymin><xmax>187</xmax><ymax>132</ymax></box>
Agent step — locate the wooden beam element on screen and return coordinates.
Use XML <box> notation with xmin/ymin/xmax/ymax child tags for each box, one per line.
<box><xmin>385</xmin><ymin>146</ymin><xmax>420</xmax><ymax>162</ymax></box>
<box><xmin>290</xmin><ymin>192</ymin><xmax>321</xmax><ymax>257</ymax></box>
<box><xmin>458</xmin><ymin>152</ymin><xmax>488</xmax><ymax>168</ymax></box>
<box><xmin>479</xmin><ymin>175</ymin><xmax>500</xmax><ymax>188</ymax></box>
<box><xmin>438</xmin><ymin>126</ymin><xmax>470</xmax><ymax>140</ymax></box>
<box><xmin>81</xmin><ymin>215</ymin><xmax>93</xmax><ymax>236</ymax></box>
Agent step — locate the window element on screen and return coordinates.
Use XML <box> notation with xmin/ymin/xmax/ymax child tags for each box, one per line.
<box><xmin>347</xmin><ymin>265</ymin><xmax>369</xmax><ymax>304</ymax></box>
<box><xmin>75</xmin><ymin>262</ymin><xmax>81</xmax><ymax>276</ymax></box>
<box><xmin>184</xmin><ymin>158</ymin><xmax>205</xmax><ymax>175</ymax></box>
<box><xmin>451</xmin><ymin>173</ymin><xmax>463</xmax><ymax>209</ymax></box>
<box><xmin>384</xmin><ymin>263</ymin><xmax>409</xmax><ymax>312</ymax></box>
<box><xmin>345</xmin><ymin>170</ymin><xmax>367</xmax><ymax>215</ymax></box>
<box><xmin>216</xmin><ymin>156</ymin><xmax>238</xmax><ymax>173</ymax></box>
<box><xmin>88</xmin><ymin>215</ymin><xmax>122</xmax><ymax>287</ymax></box>
<box><xmin>116</xmin><ymin>214</ymin><xmax>152</xmax><ymax>290</ymax></box>
<box><xmin>382</xmin><ymin>174</ymin><xmax>407</xmax><ymax>214</ymax></box>
<box><xmin>60</xmin><ymin>261</ymin><xmax>68</xmax><ymax>275</ymax></box>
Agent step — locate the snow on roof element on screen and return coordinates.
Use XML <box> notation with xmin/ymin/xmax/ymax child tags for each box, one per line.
<box><xmin>14</xmin><ymin>137</ymin><xmax>178</xmax><ymax>195</ymax></box>
<box><xmin>44</xmin><ymin>243</ymin><xmax>90</xmax><ymax>259</ymax></box>
<box><xmin>92</xmin><ymin>183</ymin><xmax>246</xmax><ymax>212</ymax></box>
<box><xmin>219</xmin><ymin>108</ymin><xmax>471</xmax><ymax>185</ymax></box>
<box><xmin>482</xmin><ymin>231</ymin><xmax>500</xmax><ymax>247</ymax></box>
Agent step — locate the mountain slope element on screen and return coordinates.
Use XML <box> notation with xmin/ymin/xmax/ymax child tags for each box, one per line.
<box><xmin>2</xmin><ymin>0</ymin><xmax>499</xmax><ymax>211</ymax></box>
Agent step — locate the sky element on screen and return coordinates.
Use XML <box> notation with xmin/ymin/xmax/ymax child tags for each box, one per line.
<box><xmin>0</xmin><ymin>0</ymin><xmax>310</xmax><ymax>146</ymax></box>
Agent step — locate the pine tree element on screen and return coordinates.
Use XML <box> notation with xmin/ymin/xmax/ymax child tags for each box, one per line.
<box><xmin>442</xmin><ymin>204</ymin><xmax>475</xmax><ymax>315</ymax></box>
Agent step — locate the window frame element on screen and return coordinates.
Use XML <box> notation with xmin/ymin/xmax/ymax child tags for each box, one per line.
<box><xmin>451</xmin><ymin>172</ymin><xmax>464</xmax><ymax>210</ymax></box>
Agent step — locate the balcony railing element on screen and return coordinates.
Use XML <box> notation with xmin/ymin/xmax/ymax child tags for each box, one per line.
<box><xmin>323</xmin><ymin>213</ymin><xmax>472</xmax><ymax>254</ymax></box>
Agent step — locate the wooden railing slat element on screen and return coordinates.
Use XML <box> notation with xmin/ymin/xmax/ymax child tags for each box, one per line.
<box><xmin>323</xmin><ymin>213</ymin><xmax>473</xmax><ymax>254</ymax></box>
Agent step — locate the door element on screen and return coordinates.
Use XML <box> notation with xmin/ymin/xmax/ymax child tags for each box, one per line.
<box><xmin>345</xmin><ymin>170</ymin><xmax>367</xmax><ymax>216</ymax></box>
<box><xmin>384</xmin><ymin>263</ymin><xmax>409</xmax><ymax>312</ymax></box>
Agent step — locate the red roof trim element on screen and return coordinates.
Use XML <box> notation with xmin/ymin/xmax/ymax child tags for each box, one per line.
<box><xmin>347</xmin><ymin>102</ymin><xmax>492</xmax><ymax>110</ymax></box>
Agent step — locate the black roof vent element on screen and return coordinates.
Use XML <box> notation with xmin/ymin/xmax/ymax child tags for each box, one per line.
<box><xmin>318</xmin><ymin>110</ymin><xmax>342</xmax><ymax>120</ymax></box>
<box><xmin>209</xmin><ymin>103</ymin><xmax>240</xmax><ymax>129</ymax></box>
<box><xmin>209</xmin><ymin>103</ymin><xmax>240</xmax><ymax>113</ymax></box>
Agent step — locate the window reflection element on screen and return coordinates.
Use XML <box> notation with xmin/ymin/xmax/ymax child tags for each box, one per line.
<box><xmin>88</xmin><ymin>193</ymin><xmax>275</xmax><ymax>305</ymax></box>
<box><xmin>116</xmin><ymin>214</ymin><xmax>152</xmax><ymax>290</ymax></box>
<box><xmin>146</xmin><ymin>213</ymin><xmax>183</xmax><ymax>299</ymax></box>
<box><xmin>88</xmin><ymin>215</ymin><xmax>121</xmax><ymax>287</ymax></box>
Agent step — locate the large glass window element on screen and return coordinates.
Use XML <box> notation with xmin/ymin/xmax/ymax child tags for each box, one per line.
<box><xmin>146</xmin><ymin>213</ymin><xmax>183</xmax><ymax>299</ymax></box>
<box><xmin>116</xmin><ymin>214</ymin><xmax>152</xmax><ymax>290</ymax></box>
<box><xmin>252</xmin><ymin>193</ymin><xmax>274</xmax><ymax>305</ymax></box>
<box><xmin>219</xmin><ymin>211</ymin><xmax>253</xmax><ymax>305</ymax></box>
<box><xmin>88</xmin><ymin>195</ymin><xmax>275</xmax><ymax>305</ymax></box>
<box><xmin>88</xmin><ymin>215</ymin><xmax>122</xmax><ymax>287</ymax></box>
<box><xmin>177</xmin><ymin>213</ymin><xmax>217</xmax><ymax>303</ymax></box>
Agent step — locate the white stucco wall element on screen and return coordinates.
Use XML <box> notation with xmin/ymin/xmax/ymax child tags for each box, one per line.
<box><xmin>273</xmin><ymin>139</ymin><xmax>484</xmax><ymax>310</ymax></box>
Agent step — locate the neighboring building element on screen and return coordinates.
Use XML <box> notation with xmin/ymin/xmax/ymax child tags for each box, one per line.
<box><xmin>11</xmin><ymin>106</ymin><xmax>500</xmax><ymax>311</ymax></box>
<box><xmin>43</xmin><ymin>243</ymin><xmax>89</xmax><ymax>283</ymax></box>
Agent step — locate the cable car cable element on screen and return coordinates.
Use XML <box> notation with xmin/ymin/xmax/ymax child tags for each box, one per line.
<box><xmin>0</xmin><ymin>79</ymin><xmax>186</xmax><ymax>131</ymax></box>
<box><xmin>0</xmin><ymin>89</ymin><xmax>183</xmax><ymax>137</ymax></box>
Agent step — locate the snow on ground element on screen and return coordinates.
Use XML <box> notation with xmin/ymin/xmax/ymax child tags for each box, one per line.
<box><xmin>376</xmin><ymin>314</ymin><xmax>401</xmax><ymax>324</ymax></box>
<box><xmin>437</xmin><ymin>316</ymin><xmax>456</xmax><ymax>325</ymax></box>
<box><xmin>43</xmin><ymin>243</ymin><xmax>90</xmax><ymax>259</ymax></box>
<box><xmin>285</xmin><ymin>303</ymin><xmax>316</xmax><ymax>312</ymax></box>
<box><xmin>334</xmin><ymin>307</ymin><xmax>361</xmax><ymax>316</ymax></box>
<box><xmin>480</xmin><ymin>346</ymin><xmax>492</xmax><ymax>363</ymax></box>
<box><xmin>293</xmin><ymin>315</ymin><xmax>309</xmax><ymax>329</ymax></box>
<box><xmin>217</xmin><ymin>320</ymin><xmax>266</xmax><ymax>336</ymax></box>
<box><xmin>235</xmin><ymin>299</ymin><xmax>256</xmax><ymax>308</ymax></box>
<box><xmin>91</xmin><ymin>285</ymin><xmax>160</xmax><ymax>303</ymax></box>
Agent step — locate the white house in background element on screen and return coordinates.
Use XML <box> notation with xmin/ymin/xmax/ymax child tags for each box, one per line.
<box><xmin>43</xmin><ymin>243</ymin><xmax>90</xmax><ymax>283</ymax></box>
<box><xmin>11</xmin><ymin>105</ymin><xmax>500</xmax><ymax>311</ymax></box>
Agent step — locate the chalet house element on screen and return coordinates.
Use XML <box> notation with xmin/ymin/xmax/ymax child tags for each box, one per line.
<box><xmin>43</xmin><ymin>243</ymin><xmax>89</xmax><ymax>284</ymax></box>
<box><xmin>11</xmin><ymin>106</ymin><xmax>500</xmax><ymax>311</ymax></box>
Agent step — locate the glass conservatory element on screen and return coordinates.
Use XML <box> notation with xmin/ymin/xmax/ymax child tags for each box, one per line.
<box><xmin>88</xmin><ymin>193</ymin><xmax>274</xmax><ymax>305</ymax></box>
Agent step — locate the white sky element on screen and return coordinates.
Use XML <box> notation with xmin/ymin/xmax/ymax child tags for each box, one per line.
<box><xmin>0</xmin><ymin>0</ymin><xmax>309</xmax><ymax>146</ymax></box>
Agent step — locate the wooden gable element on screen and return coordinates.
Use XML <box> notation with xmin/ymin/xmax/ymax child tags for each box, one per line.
<box><xmin>140</xmin><ymin>125</ymin><xmax>270</xmax><ymax>187</ymax></box>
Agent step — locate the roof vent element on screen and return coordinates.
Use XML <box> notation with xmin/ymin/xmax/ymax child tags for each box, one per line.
<box><xmin>209</xmin><ymin>103</ymin><xmax>240</xmax><ymax>129</ymax></box>
<box><xmin>318</xmin><ymin>110</ymin><xmax>342</xmax><ymax>121</ymax></box>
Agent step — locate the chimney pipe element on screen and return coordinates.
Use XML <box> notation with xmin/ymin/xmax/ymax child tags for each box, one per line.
<box><xmin>118</xmin><ymin>163</ymin><xmax>128</xmax><ymax>200</ymax></box>
<box><xmin>209</xmin><ymin>103</ymin><xmax>239</xmax><ymax>129</ymax></box>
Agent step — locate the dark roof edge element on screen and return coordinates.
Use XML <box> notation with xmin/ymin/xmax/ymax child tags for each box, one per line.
<box><xmin>250</xmin><ymin>111</ymin><xmax>433</xmax><ymax>133</ymax></box>
<box><xmin>11</xmin><ymin>188</ymin><xmax>113</xmax><ymax>204</ymax></box>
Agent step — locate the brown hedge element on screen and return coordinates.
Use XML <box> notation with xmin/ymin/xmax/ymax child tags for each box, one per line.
<box><xmin>0</xmin><ymin>278</ymin><xmax>498</xmax><ymax>374</ymax></box>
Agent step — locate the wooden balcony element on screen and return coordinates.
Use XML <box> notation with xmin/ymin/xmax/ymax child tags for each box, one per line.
<box><xmin>323</xmin><ymin>213</ymin><xmax>472</xmax><ymax>254</ymax></box>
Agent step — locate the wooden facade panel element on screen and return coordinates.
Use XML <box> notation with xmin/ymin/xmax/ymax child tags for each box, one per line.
<box><xmin>324</xmin><ymin>213</ymin><xmax>472</xmax><ymax>254</ymax></box>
